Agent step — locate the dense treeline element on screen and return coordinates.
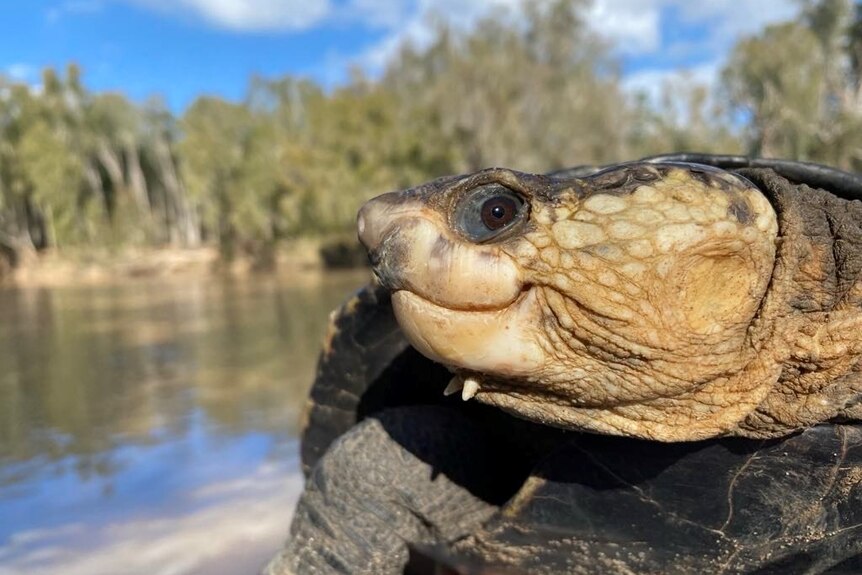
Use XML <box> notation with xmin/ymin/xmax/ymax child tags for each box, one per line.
<box><xmin>0</xmin><ymin>0</ymin><xmax>860</xmax><ymax>268</ymax></box>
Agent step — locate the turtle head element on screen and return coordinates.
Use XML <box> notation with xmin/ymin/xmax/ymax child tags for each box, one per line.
<box><xmin>357</xmin><ymin>163</ymin><xmax>779</xmax><ymax>440</ymax></box>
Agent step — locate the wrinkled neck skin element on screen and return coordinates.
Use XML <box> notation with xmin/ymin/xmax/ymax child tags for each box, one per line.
<box><xmin>478</xmin><ymin>284</ymin><xmax>783</xmax><ymax>441</ymax></box>
<box><xmin>732</xmin><ymin>169</ymin><xmax>862</xmax><ymax>437</ymax></box>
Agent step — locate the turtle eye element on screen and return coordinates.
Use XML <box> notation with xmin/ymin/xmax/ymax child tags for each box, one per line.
<box><xmin>455</xmin><ymin>184</ymin><xmax>527</xmax><ymax>243</ymax></box>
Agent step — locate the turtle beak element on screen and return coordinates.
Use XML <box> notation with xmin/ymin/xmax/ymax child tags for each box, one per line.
<box><xmin>357</xmin><ymin>195</ymin><xmax>388</xmax><ymax>254</ymax></box>
<box><xmin>357</xmin><ymin>192</ymin><xmax>421</xmax><ymax>255</ymax></box>
<box><xmin>356</xmin><ymin>193</ymin><xmax>437</xmax><ymax>291</ymax></box>
<box><xmin>357</xmin><ymin>189</ymin><xmax>526</xmax><ymax>309</ymax></box>
<box><xmin>356</xmin><ymin>205</ymin><xmax>375</xmax><ymax>253</ymax></box>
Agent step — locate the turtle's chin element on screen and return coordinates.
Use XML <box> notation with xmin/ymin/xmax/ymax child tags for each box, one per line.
<box><xmin>391</xmin><ymin>288</ymin><xmax>547</xmax><ymax>379</ymax></box>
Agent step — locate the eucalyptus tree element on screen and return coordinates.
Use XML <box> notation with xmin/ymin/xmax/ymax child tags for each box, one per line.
<box><xmin>627</xmin><ymin>75</ymin><xmax>743</xmax><ymax>158</ymax></box>
<box><xmin>140</xmin><ymin>97</ymin><xmax>201</xmax><ymax>247</ymax></box>
<box><xmin>723</xmin><ymin>0</ymin><xmax>862</xmax><ymax>168</ymax></box>
<box><xmin>383</xmin><ymin>0</ymin><xmax>627</xmax><ymax>173</ymax></box>
<box><xmin>0</xmin><ymin>67</ymin><xmax>88</xmax><ymax>250</ymax></box>
<box><xmin>179</xmin><ymin>96</ymin><xmax>281</xmax><ymax>258</ymax></box>
<box><xmin>801</xmin><ymin>0</ymin><xmax>862</xmax><ymax>170</ymax></box>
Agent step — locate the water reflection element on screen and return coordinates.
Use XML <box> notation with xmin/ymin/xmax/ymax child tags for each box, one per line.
<box><xmin>0</xmin><ymin>270</ymin><xmax>368</xmax><ymax>574</ymax></box>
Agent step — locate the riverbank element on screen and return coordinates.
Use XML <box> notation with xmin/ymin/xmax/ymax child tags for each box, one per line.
<box><xmin>3</xmin><ymin>238</ymin><xmax>366</xmax><ymax>288</ymax></box>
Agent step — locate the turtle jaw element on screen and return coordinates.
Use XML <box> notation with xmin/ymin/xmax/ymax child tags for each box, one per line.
<box><xmin>391</xmin><ymin>288</ymin><xmax>547</xmax><ymax>380</ymax></box>
<box><xmin>359</xmin><ymin>188</ymin><xmax>549</xmax><ymax>396</ymax></box>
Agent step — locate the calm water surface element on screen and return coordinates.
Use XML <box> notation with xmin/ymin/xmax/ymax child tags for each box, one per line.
<box><xmin>0</xmin><ymin>271</ymin><xmax>368</xmax><ymax>575</ymax></box>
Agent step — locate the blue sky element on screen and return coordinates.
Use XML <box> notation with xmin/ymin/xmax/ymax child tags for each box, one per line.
<box><xmin>1</xmin><ymin>1</ymin><xmax>801</xmax><ymax>112</ymax></box>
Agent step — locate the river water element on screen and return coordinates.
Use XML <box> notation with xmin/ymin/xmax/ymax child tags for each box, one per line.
<box><xmin>0</xmin><ymin>271</ymin><xmax>368</xmax><ymax>575</ymax></box>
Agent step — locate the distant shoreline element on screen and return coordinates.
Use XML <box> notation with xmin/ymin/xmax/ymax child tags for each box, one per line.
<box><xmin>3</xmin><ymin>238</ymin><xmax>367</xmax><ymax>288</ymax></box>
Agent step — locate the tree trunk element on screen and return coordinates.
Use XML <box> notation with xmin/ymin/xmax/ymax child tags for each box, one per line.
<box><xmin>97</xmin><ymin>141</ymin><xmax>125</xmax><ymax>200</ymax></box>
<box><xmin>154</xmin><ymin>137</ymin><xmax>201</xmax><ymax>247</ymax></box>
<box><xmin>124</xmin><ymin>137</ymin><xmax>151</xmax><ymax>216</ymax></box>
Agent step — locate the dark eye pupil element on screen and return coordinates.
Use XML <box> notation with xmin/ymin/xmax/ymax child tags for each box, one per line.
<box><xmin>481</xmin><ymin>196</ymin><xmax>518</xmax><ymax>230</ymax></box>
<box><xmin>455</xmin><ymin>184</ymin><xmax>527</xmax><ymax>243</ymax></box>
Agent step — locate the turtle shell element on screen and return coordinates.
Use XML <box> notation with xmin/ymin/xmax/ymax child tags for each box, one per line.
<box><xmin>300</xmin><ymin>284</ymin><xmax>450</xmax><ymax>475</ymax></box>
<box><xmin>429</xmin><ymin>423</ymin><xmax>862</xmax><ymax>574</ymax></box>
<box><xmin>295</xmin><ymin>154</ymin><xmax>862</xmax><ymax>573</ymax></box>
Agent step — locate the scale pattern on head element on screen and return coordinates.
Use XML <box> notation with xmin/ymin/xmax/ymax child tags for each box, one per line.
<box><xmin>358</xmin><ymin>162</ymin><xmax>791</xmax><ymax>440</ymax></box>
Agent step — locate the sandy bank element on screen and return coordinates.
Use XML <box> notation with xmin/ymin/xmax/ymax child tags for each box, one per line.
<box><xmin>3</xmin><ymin>239</ymin><xmax>362</xmax><ymax>288</ymax></box>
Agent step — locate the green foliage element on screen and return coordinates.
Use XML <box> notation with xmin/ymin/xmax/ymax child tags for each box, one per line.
<box><xmin>627</xmin><ymin>76</ymin><xmax>744</xmax><ymax>157</ymax></box>
<box><xmin>0</xmin><ymin>0</ymin><xmax>858</xmax><ymax>263</ymax></box>
<box><xmin>17</xmin><ymin>119</ymin><xmax>84</xmax><ymax>246</ymax></box>
<box><xmin>722</xmin><ymin>0</ymin><xmax>862</xmax><ymax>167</ymax></box>
<box><xmin>723</xmin><ymin>22</ymin><xmax>824</xmax><ymax>158</ymax></box>
<box><xmin>383</xmin><ymin>0</ymin><xmax>627</xmax><ymax>172</ymax></box>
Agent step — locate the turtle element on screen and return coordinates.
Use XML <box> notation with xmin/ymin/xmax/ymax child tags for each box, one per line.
<box><xmin>266</xmin><ymin>154</ymin><xmax>862</xmax><ymax>575</ymax></box>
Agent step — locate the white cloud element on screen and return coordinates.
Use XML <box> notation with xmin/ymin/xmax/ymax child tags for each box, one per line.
<box><xmin>354</xmin><ymin>0</ymin><xmax>524</xmax><ymax>75</ymax></box>
<box><xmin>584</xmin><ymin>0</ymin><xmax>662</xmax><ymax>54</ymax></box>
<box><xmin>639</xmin><ymin>1</ymin><xmax>798</xmax><ymax>103</ymax></box>
<box><xmin>582</xmin><ymin>0</ymin><xmax>799</xmax><ymax>58</ymax></box>
<box><xmin>351</xmin><ymin>0</ymin><xmax>664</xmax><ymax>70</ymax></box>
<box><xmin>622</xmin><ymin>61</ymin><xmax>720</xmax><ymax>110</ymax></box>
<box><xmin>344</xmin><ymin>0</ymin><xmax>412</xmax><ymax>29</ymax></box>
<box><xmin>46</xmin><ymin>0</ymin><xmax>105</xmax><ymax>23</ymax></box>
<box><xmin>349</xmin><ymin>0</ymin><xmax>801</xmax><ymax>91</ymax></box>
<box><xmin>4</xmin><ymin>63</ymin><xmax>38</xmax><ymax>82</ymax></box>
<box><xmin>672</xmin><ymin>0</ymin><xmax>800</xmax><ymax>39</ymax></box>
<box><xmin>123</xmin><ymin>0</ymin><xmax>333</xmax><ymax>31</ymax></box>
<box><xmin>355</xmin><ymin>12</ymin><xmax>435</xmax><ymax>74</ymax></box>
<box><xmin>6</xmin><ymin>63</ymin><xmax>38</xmax><ymax>80</ymax></box>
<box><xmin>47</xmin><ymin>0</ymin><xmax>801</xmax><ymax>52</ymax></box>
<box><xmin>46</xmin><ymin>0</ymin><xmax>335</xmax><ymax>31</ymax></box>
<box><xmin>360</xmin><ymin>0</ymin><xmax>799</xmax><ymax>82</ymax></box>
<box><xmin>363</xmin><ymin>0</ymin><xmax>797</xmax><ymax>103</ymax></box>
<box><xmin>42</xmin><ymin>0</ymin><xmax>802</xmax><ymax>93</ymax></box>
